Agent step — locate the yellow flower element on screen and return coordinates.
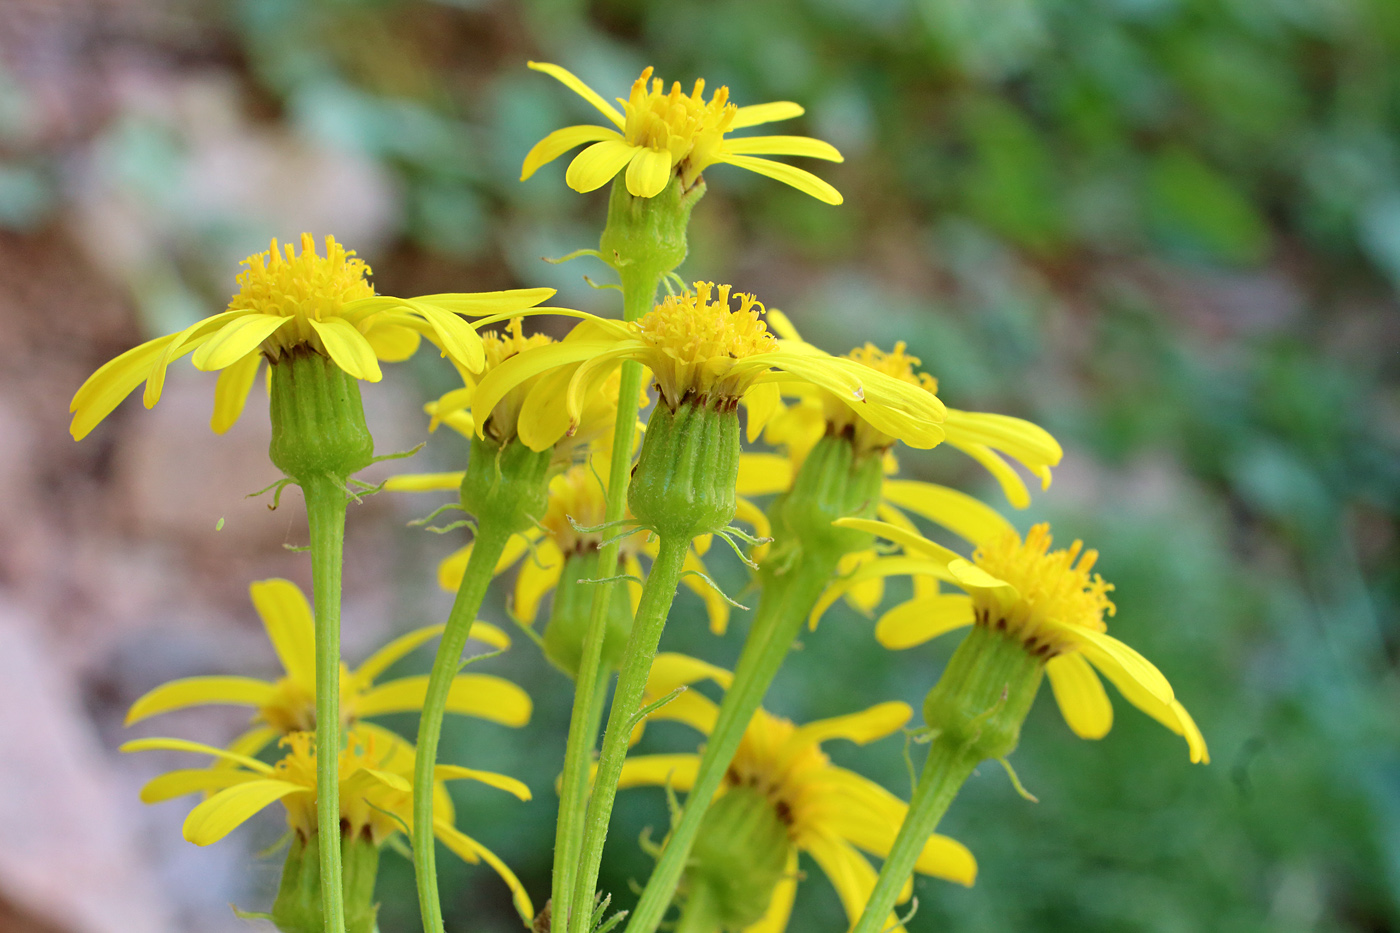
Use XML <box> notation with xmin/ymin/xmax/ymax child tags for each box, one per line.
<box><xmin>620</xmin><ymin>654</ymin><xmax>976</xmax><ymax>932</ymax></box>
<box><xmin>829</xmin><ymin>519</ymin><xmax>1209</xmax><ymax>763</ymax></box>
<box><xmin>470</xmin><ymin>283</ymin><xmax>946</xmax><ymax>453</ymax></box>
<box><xmin>122</xmin><ymin>726</ymin><xmax>535</xmax><ymax>923</ymax></box>
<box><xmin>69</xmin><ymin>234</ymin><xmax>556</xmax><ymax>439</ymax></box>
<box><xmin>125</xmin><ymin>578</ymin><xmax>531</xmax><ymax>758</ymax></box>
<box><xmin>521</xmin><ymin>63</ymin><xmax>844</xmax><ymax>203</ymax></box>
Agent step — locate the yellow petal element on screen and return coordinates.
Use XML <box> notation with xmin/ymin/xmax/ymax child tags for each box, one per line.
<box><xmin>190</xmin><ymin>314</ymin><xmax>288</xmax><ymax>372</ymax></box>
<box><xmin>68</xmin><ymin>333</ymin><xmax>180</xmax><ymax>440</ymax></box>
<box><xmin>1069</xmin><ymin>627</ymin><xmax>1175</xmax><ymax>707</ymax></box>
<box><xmin>309</xmin><ymin>317</ymin><xmax>382</xmax><ymax>381</ymax></box>
<box><xmin>406</xmin><ymin>288</ymin><xmax>557</xmax><ymax>316</ymax></box>
<box><xmin>125</xmin><ymin>676</ymin><xmax>277</xmax><ymax>726</ymax></box>
<box><xmin>787</xmin><ymin>701</ymin><xmax>911</xmax><ymax>749</ymax></box>
<box><xmin>875</xmin><ymin>596</ymin><xmax>974</xmax><ymax>650</ymax></box>
<box><xmin>513</xmin><ymin>538</ymin><xmax>563</xmax><ymax>624</ymax></box>
<box><xmin>522</xmin><ymin>124</ymin><xmax>624</xmax><ymax>179</ymax></box>
<box><xmin>407</xmin><ymin>300</ymin><xmax>485</xmax><ymax>373</ymax></box>
<box><xmin>833</xmin><ymin>518</ymin><xmax>963</xmax><ymax>565</ymax></box>
<box><xmin>646</xmin><ymin>652</ymin><xmax>733</xmax><ymax>695</ymax></box>
<box><xmin>120</xmin><ymin>737</ymin><xmax>275</xmax><ymax>773</ymax></box>
<box><xmin>736</xmin><ymin>453</ymin><xmax>793</xmax><ymax>495</ymax></box>
<box><xmin>210</xmin><ymin>350</ymin><xmax>261</xmax><ymax>434</ymax></box>
<box><xmin>183</xmin><ymin>780</ymin><xmax>305</xmax><ymax>846</ymax></box>
<box><xmin>625</xmin><ymin>145</ymin><xmax>675</xmax><ymax>198</ymax></box>
<box><xmin>353</xmin><ymin>622</ymin><xmax>505</xmax><ymax>689</ymax></box>
<box><xmin>744</xmin><ymin>850</ymin><xmax>799</xmax><ymax>933</ymax></box>
<box><xmin>363</xmin><ymin>321</ymin><xmax>422</xmax><ymax>362</ymax></box>
<box><xmin>382</xmin><ymin>470</ymin><xmax>467</xmax><ymax>492</ymax></box>
<box><xmin>437</xmin><ymin>532</ymin><xmax>533</xmax><ymax>591</ymax></box>
<box><xmin>226</xmin><ymin>725</ymin><xmax>278</xmax><ymax>759</ymax></box>
<box><xmin>942</xmin><ymin>409</ymin><xmax>1062</xmax><ymax>475</ymax></box>
<box><xmin>140</xmin><ymin>767</ymin><xmax>262</xmax><ymax>804</ymax></box>
<box><xmin>528</xmin><ymin>61</ymin><xmax>626</xmax><ymax>129</ymax></box>
<box><xmin>142</xmin><ymin>309</ymin><xmax>247</xmax><ymax>407</ymax></box>
<box><xmin>946</xmin><ymin>557</ymin><xmax>1017</xmax><ymax>593</ymax></box>
<box><xmin>944</xmin><ymin>439</ymin><xmax>1032</xmax><ymax>508</ymax></box>
<box><xmin>471</xmin><ymin>340</ymin><xmax>618</xmax><ymax>436</ymax></box>
<box><xmin>809</xmin><ymin>556</ymin><xmax>955</xmax><ymax>629</ymax></box>
<box><xmin>723</xmin><ymin>135</ymin><xmax>843</xmax><ymax>162</ymax></box>
<box><xmin>250</xmin><ymin>578</ymin><xmax>316</xmax><ymax>687</ymax></box>
<box><xmin>434</xmin><ymin>766</ymin><xmax>532</xmax><ymax>800</ymax></box>
<box><xmin>355</xmin><ymin>674</ymin><xmax>532</xmax><ymax>727</ymax></box>
<box><xmin>741</xmin><ymin>382</ymin><xmax>781</xmax><ymax>442</ymax></box>
<box><xmin>434</xmin><ymin>822</ymin><xmax>535</xmax><ymax>924</ymax></box>
<box><xmin>719</xmin><ymin>154</ymin><xmax>842</xmax><ymax>204</ymax></box>
<box><xmin>566</xmin><ymin>139</ymin><xmax>640</xmax><ymax>193</ymax></box>
<box><xmin>803</xmin><ymin>832</ymin><xmax>888</xmax><ymax>927</ymax></box>
<box><xmin>680</xmin><ymin>551</ymin><xmax>730</xmax><ymax>635</ymax></box>
<box><xmin>730</xmin><ymin>101</ymin><xmax>804</xmax><ymax>129</ymax></box>
<box><xmin>1045</xmin><ymin>653</ymin><xmax>1113</xmax><ymax>740</ymax></box>
<box><xmin>880</xmin><ymin>479</ymin><xmax>1015</xmax><ymax>546</ymax></box>
<box><xmin>615</xmin><ymin>754</ymin><xmax>700</xmax><ymax>791</ymax></box>
<box><xmin>1076</xmin><ymin>643</ymin><xmax>1207</xmax><ymax>763</ymax></box>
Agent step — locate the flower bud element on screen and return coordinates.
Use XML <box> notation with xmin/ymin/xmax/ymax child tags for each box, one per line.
<box><xmin>542</xmin><ymin>550</ymin><xmax>634</xmax><ymax>678</ymax></box>
<box><xmin>459</xmin><ymin>435</ymin><xmax>553</xmax><ymax>534</ymax></box>
<box><xmin>628</xmin><ymin>398</ymin><xmax>740</xmax><ymax>541</ymax></box>
<box><xmin>685</xmin><ymin>786</ymin><xmax>793</xmax><ymax>930</ymax></box>
<box><xmin>270</xmin><ymin>831</ymin><xmax>380</xmax><ymax>933</ymax></box>
<box><xmin>268</xmin><ymin>348</ymin><xmax>375</xmax><ymax>484</ymax></box>
<box><xmin>922</xmin><ymin>624</ymin><xmax>1044</xmax><ymax>762</ymax></box>
<box><xmin>766</xmin><ymin>433</ymin><xmax>885</xmax><ymax>568</ymax></box>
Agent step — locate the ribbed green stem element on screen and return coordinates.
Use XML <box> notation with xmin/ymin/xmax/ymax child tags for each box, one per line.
<box><xmin>412</xmin><ymin>519</ymin><xmax>513</xmax><ymax>933</ymax></box>
<box><xmin>551</xmin><ymin>266</ymin><xmax>659</xmax><ymax>930</ymax></box>
<box><xmin>847</xmin><ymin>736</ymin><xmax>979</xmax><ymax>933</ymax></box>
<box><xmin>303</xmin><ymin>475</ymin><xmax>349</xmax><ymax>933</ymax></box>
<box><xmin>568</xmin><ymin>533</ymin><xmax>692</xmax><ymax>933</ymax></box>
<box><xmin>623</xmin><ymin>556</ymin><xmax>836</xmax><ymax>933</ymax></box>
<box><xmin>672</xmin><ymin>883</ymin><xmax>721</xmax><ymax>933</ymax></box>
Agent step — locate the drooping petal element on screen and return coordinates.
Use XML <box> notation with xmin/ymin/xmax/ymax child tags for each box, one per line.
<box><xmin>1067</xmin><ymin>627</ymin><xmax>1174</xmax><ymax>706</ymax></box>
<box><xmin>741</xmin><ymin>382</ymin><xmax>781</xmax><ymax>442</ymax></box>
<box><xmin>210</xmin><ymin>349</ymin><xmax>262</xmax><ymax>434</ymax></box>
<box><xmin>745</xmin><ymin>849</ymin><xmax>799</xmax><ymax>933</ymax></box>
<box><xmin>226</xmin><ymin>726</ymin><xmax>278</xmax><ymax>760</ymax></box>
<box><xmin>635</xmin><ymin>691</ymin><xmax>722</xmax><ymax>742</ymax></box>
<box><xmin>142</xmin><ymin>309</ymin><xmax>248</xmax><ymax>407</ymax></box>
<box><xmin>566</xmin><ymin>139</ymin><xmax>642</xmax><ymax>193</ymax></box>
<box><xmin>942</xmin><ymin>409</ymin><xmax>1061</xmax><ymax>482</ymax></box>
<box><xmin>513</xmin><ymin>539</ymin><xmax>563</xmax><ymax>624</ymax></box>
<box><xmin>943</xmin><ymin>439</ymin><xmax>1032</xmax><ymax>508</ymax></box>
<box><xmin>833</xmin><ymin>518</ymin><xmax>964</xmax><ymax>566</ymax></box>
<box><xmin>680</xmin><ymin>550</ymin><xmax>730</xmax><ymax>635</ymax></box>
<box><xmin>615</xmin><ymin>754</ymin><xmax>700</xmax><ymax>791</ymax></box>
<box><xmin>353</xmin><ymin>620</ymin><xmax>507</xmax><ymax>687</ymax></box>
<box><xmin>183</xmin><ymin>780</ymin><xmax>306</xmax><ymax>846</ymax></box>
<box><xmin>625</xmin><ymin>145</ymin><xmax>675</xmax><ymax>198</ymax></box>
<box><xmin>69</xmin><ymin>333</ymin><xmax>180</xmax><ymax>439</ymax></box>
<box><xmin>1045</xmin><ymin>653</ymin><xmax>1113</xmax><ymax>740</ymax></box>
<box><xmin>140</xmin><ymin>767</ymin><xmax>262</xmax><ymax>805</ymax></box>
<box><xmin>405</xmin><ymin>288</ymin><xmax>557</xmax><ymax>317</ymax></box>
<box><xmin>875</xmin><ymin>595</ymin><xmax>975</xmax><ymax>650</ymax></box>
<box><xmin>434</xmin><ymin>766</ymin><xmax>532</xmax><ymax>800</ymax></box>
<box><xmin>787</xmin><ymin>701</ymin><xmax>911</xmax><ymax>749</ymax></box>
<box><xmin>522</xmin><ymin>124</ymin><xmax>625</xmax><ymax>179</ymax></box>
<box><xmin>190</xmin><ymin>314</ymin><xmax>288</xmax><ymax>372</ymax></box>
<box><xmin>249</xmin><ymin>578</ymin><xmax>317</xmax><ymax>687</ymax></box>
<box><xmin>120</xmin><ymin>737</ymin><xmax>276</xmax><ymax>773</ymax></box>
<box><xmin>436</xmin><ymin>531</ymin><xmax>535</xmax><ymax>591</ymax></box>
<box><xmin>647</xmin><ymin>652</ymin><xmax>733</xmax><ymax>695</ymax></box>
<box><xmin>730</xmin><ymin>101</ymin><xmax>805</xmax><ymax>129</ymax></box>
<box><xmin>836</xmin><ymin>551</ymin><xmax>885</xmax><ymax>613</ymax></box>
<box><xmin>433</xmin><ymin>822</ymin><xmax>536</xmax><ymax>924</ymax></box>
<box><xmin>803</xmin><ymin>832</ymin><xmax>891</xmax><ymax>927</ymax></box>
<box><xmin>355</xmin><ymin>674</ymin><xmax>532</xmax><ymax>727</ymax></box>
<box><xmin>736</xmin><ymin>453</ymin><xmax>793</xmax><ymax>495</ymax></box>
<box><xmin>363</xmin><ymin>321</ymin><xmax>422</xmax><ymax>362</ymax></box>
<box><xmin>723</xmin><ymin>136</ymin><xmax>843</xmax><ymax>161</ymax></box>
<box><xmin>718</xmin><ymin>154</ymin><xmax>842</xmax><ymax>204</ymax></box>
<box><xmin>407</xmin><ymin>300</ymin><xmax>486</xmax><ymax>373</ymax></box>
<box><xmin>527</xmin><ymin>61</ymin><xmax>626</xmax><ymax>129</ymax></box>
<box><xmin>881</xmin><ymin>479</ymin><xmax>1015</xmax><ymax>546</ymax></box>
<box><xmin>809</xmin><ymin>556</ymin><xmax>955</xmax><ymax>629</ymax></box>
<box><xmin>125</xmin><ymin>676</ymin><xmax>277</xmax><ymax>725</ymax></box>
<box><xmin>1075</xmin><ymin>643</ymin><xmax>1208</xmax><ymax>763</ymax></box>
<box><xmin>308</xmin><ymin>317</ymin><xmax>383</xmax><ymax>381</ymax></box>
<box><xmin>471</xmin><ymin>340</ymin><xmax>618</xmax><ymax>435</ymax></box>
<box><xmin>341</xmin><ymin>766</ymin><xmax>411</xmax><ymax>799</ymax></box>
<box><xmin>382</xmin><ymin>470</ymin><xmax>466</xmax><ymax>492</ymax></box>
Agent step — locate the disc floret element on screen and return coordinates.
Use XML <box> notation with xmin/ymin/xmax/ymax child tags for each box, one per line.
<box><xmin>636</xmin><ymin>281</ymin><xmax>778</xmax><ymax>408</ymax></box>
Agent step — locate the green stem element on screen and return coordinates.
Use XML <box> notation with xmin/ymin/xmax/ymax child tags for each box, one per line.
<box><xmin>569</xmin><ymin>533</ymin><xmax>692</xmax><ymax>933</ymax></box>
<box><xmin>671</xmin><ymin>883</ymin><xmax>721</xmax><ymax>933</ymax></box>
<box><xmin>847</xmin><ymin>736</ymin><xmax>979</xmax><ymax>933</ymax></box>
<box><xmin>303</xmin><ymin>475</ymin><xmax>349</xmax><ymax>933</ymax></box>
<box><xmin>551</xmin><ymin>264</ymin><xmax>660</xmax><ymax>930</ymax></box>
<box><xmin>624</xmin><ymin>556</ymin><xmax>836</xmax><ymax>933</ymax></box>
<box><xmin>412</xmin><ymin>518</ymin><xmax>514</xmax><ymax>933</ymax></box>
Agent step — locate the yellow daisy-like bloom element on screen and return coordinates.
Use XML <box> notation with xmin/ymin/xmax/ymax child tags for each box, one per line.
<box><xmin>470</xmin><ymin>283</ymin><xmax>946</xmax><ymax>453</ymax></box>
<box><xmin>829</xmin><ymin>520</ymin><xmax>1209</xmax><ymax>763</ymax></box>
<box><xmin>620</xmin><ymin>655</ymin><xmax>976</xmax><ymax>932</ymax></box>
<box><xmin>521</xmin><ymin>63</ymin><xmax>843</xmax><ymax>203</ymax></box>
<box><xmin>125</xmin><ymin>578</ymin><xmax>531</xmax><ymax>759</ymax></box>
<box><xmin>122</xmin><ymin>726</ymin><xmax>535</xmax><ymax>923</ymax></box>
<box><xmin>68</xmin><ymin>233</ymin><xmax>556</xmax><ymax>439</ymax></box>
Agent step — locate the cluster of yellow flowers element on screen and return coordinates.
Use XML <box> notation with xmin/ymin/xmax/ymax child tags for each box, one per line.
<box><xmin>74</xmin><ymin>62</ymin><xmax>1205</xmax><ymax>933</ymax></box>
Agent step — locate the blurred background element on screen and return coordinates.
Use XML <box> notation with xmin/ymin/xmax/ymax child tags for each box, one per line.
<box><xmin>1</xmin><ymin>0</ymin><xmax>1397</xmax><ymax>931</ymax></box>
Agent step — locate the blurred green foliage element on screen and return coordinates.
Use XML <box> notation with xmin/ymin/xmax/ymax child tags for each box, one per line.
<box><xmin>34</xmin><ymin>0</ymin><xmax>1400</xmax><ymax>928</ymax></box>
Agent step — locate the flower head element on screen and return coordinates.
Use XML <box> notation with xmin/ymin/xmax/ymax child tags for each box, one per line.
<box><xmin>122</xmin><ymin>726</ymin><xmax>535</xmax><ymax>923</ymax></box>
<box><xmin>69</xmin><ymin>233</ymin><xmax>556</xmax><ymax>439</ymax></box>
<box><xmin>469</xmin><ymin>284</ymin><xmax>946</xmax><ymax>452</ymax></box>
<box><xmin>125</xmin><ymin>578</ymin><xmax>530</xmax><ymax>757</ymax></box>
<box><xmin>620</xmin><ymin>655</ymin><xmax>976</xmax><ymax>932</ymax></box>
<box><xmin>521</xmin><ymin>62</ymin><xmax>843</xmax><ymax>203</ymax></box>
<box><xmin>831</xmin><ymin>519</ymin><xmax>1209</xmax><ymax>763</ymax></box>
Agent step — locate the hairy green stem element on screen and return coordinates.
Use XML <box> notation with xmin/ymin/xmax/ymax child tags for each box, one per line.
<box><xmin>848</xmin><ymin>736</ymin><xmax>979</xmax><ymax>933</ymax></box>
<box><xmin>551</xmin><ymin>264</ymin><xmax>660</xmax><ymax>930</ymax></box>
<box><xmin>303</xmin><ymin>476</ymin><xmax>349</xmax><ymax>933</ymax></box>
<box><xmin>412</xmin><ymin>519</ymin><xmax>514</xmax><ymax>933</ymax></box>
<box><xmin>569</xmin><ymin>533</ymin><xmax>692</xmax><ymax>933</ymax></box>
<box><xmin>623</xmin><ymin>556</ymin><xmax>836</xmax><ymax>933</ymax></box>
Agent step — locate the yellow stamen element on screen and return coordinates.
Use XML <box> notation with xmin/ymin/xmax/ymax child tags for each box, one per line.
<box><xmin>635</xmin><ymin>281</ymin><xmax>777</xmax><ymax>407</ymax></box>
